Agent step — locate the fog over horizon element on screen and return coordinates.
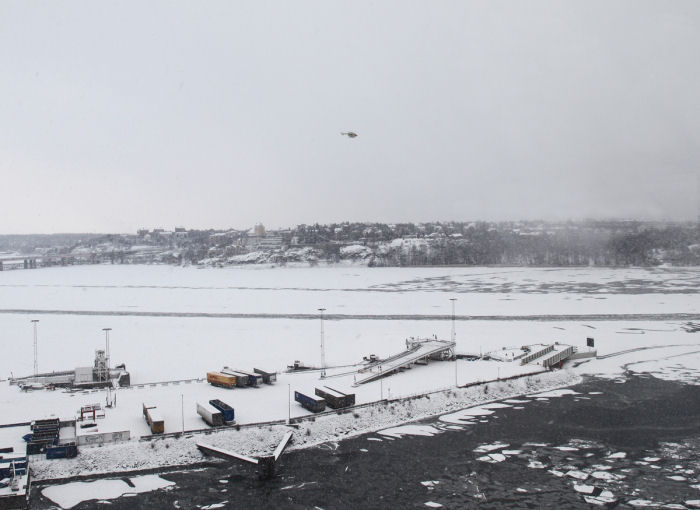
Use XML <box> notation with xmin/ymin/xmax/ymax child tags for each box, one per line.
<box><xmin>1</xmin><ymin>1</ymin><xmax>699</xmax><ymax>235</ymax></box>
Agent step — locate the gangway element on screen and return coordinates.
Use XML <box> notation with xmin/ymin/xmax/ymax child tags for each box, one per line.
<box><xmin>353</xmin><ymin>339</ymin><xmax>455</xmax><ymax>386</ymax></box>
<box><xmin>520</xmin><ymin>344</ymin><xmax>575</xmax><ymax>368</ymax></box>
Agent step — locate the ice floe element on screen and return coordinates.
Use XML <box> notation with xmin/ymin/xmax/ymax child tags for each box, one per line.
<box><xmin>474</xmin><ymin>442</ymin><xmax>509</xmax><ymax>453</ymax></box>
<box><xmin>530</xmin><ymin>389</ymin><xmax>580</xmax><ymax>398</ymax></box>
<box><xmin>42</xmin><ymin>475</ymin><xmax>175</xmax><ymax>509</ymax></box>
<box><xmin>584</xmin><ymin>491</ymin><xmax>616</xmax><ymax>505</ymax></box>
<box><xmin>378</xmin><ymin>424</ymin><xmax>441</xmax><ymax>439</ymax></box>
<box><xmin>440</xmin><ymin>407</ymin><xmax>494</xmax><ymax>424</ymax></box>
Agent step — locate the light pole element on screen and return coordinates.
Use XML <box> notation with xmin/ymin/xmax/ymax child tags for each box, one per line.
<box><xmin>287</xmin><ymin>384</ymin><xmax>291</xmax><ymax>424</ymax></box>
<box><xmin>102</xmin><ymin>328</ymin><xmax>112</xmax><ymax>373</ymax></box>
<box><xmin>450</xmin><ymin>298</ymin><xmax>457</xmax><ymax>387</ymax></box>
<box><xmin>318</xmin><ymin>308</ymin><xmax>326</xmax><ymax>378</ymax></box>
<box><xmin>181</xmin><ymin>394</ymin><xmax>184</xmax><ymax>433</ymax></box>
<box><xmin>380</xmin><ymin>365</ymin><xmax>383</xmax><ymax>400</ymax></box>
<box><xmin>31</xmin><ymin>320</ymin><xmax>39</xmax><ymax>379</ymax></box>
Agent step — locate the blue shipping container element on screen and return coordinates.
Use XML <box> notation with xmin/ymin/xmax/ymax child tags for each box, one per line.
<box><xmin>46</xmin><ymin>444</ymin><xmax>78</xmax><ymax>459</ymax></box>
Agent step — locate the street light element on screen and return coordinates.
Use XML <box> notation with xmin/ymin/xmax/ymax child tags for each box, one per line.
<box><xmin>450</xmin><ymin>298</ymin><xmax>457</xmax><ymax>387</ymax></box>
<box><xmin>318</xmin><ymin>308</ymin><xmax>326</xmax><ymax>379</ymax></box>
<box><xmin>30</xmin><ymin>320</ymin><xmax>39</xmax><ymax>379</ymax></box>
<box><xmin>380</xmin><ymin>365</ymin><xmax>383</xmax><ymax>400</ymax></box>
<box><xmin>102</xmin><ymin>328</ymin><xmax>112</xmax><ymax>373</ymax></box>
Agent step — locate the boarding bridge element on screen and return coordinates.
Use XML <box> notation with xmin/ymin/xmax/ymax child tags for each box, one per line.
<box><xmin>353</xmin><ymin>339</ymin><xmax>455</xmax><ymax>386</ymax></box>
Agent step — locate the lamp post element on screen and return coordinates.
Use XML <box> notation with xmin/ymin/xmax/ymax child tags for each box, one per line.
<box><xmin>30</xmin><ymin>320</ymin><xmax>39</xmax><ymax>380</ymax></box>
<box><xmin>102</xmin><ymin>328</ymin><xmax>112</xmax><ymax>373</ymax></box>
<box><xmin>318</xmin><ymin>308</ymin><xmax>326</xmax><ymax>379</ymax></box>
<box><xmin>380</xmin><ymin>365</ymin><xmax>383</xmax><ymax>400</ymax></box>
<box><xmin>287</xmin><ymin>384</ymin><xmax>291</xmax><ymax>424</ymax></box>
<box><xmin>181</xmin><ymin>394</ymin><xmax>184</xmax><ymax>433</ymax></box>
<box><xmin>450</xmin><ymin>298</ymin><xmax>457</xmax><ymax>387</ymax></box>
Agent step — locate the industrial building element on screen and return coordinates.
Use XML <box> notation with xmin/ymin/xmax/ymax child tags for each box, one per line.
<box><xmin>10</xmin><ymin>349</ymin><xmax>130</xmax><ymax>390</ymax></box>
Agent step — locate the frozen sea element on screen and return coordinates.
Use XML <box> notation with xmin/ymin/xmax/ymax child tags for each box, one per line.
<box><xmin>1</xmin><ymin>264</ymin><xmax>698</xmax><ymax>382</ymax></box>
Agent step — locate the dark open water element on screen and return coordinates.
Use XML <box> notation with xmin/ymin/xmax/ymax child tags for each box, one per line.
<box><xmin>32</xmin><ymin>375</ymin><xmax>700</xmax><ymax>509</ymax></box>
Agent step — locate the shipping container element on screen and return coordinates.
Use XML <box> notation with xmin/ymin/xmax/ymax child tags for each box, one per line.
<box><xmin>0</xmin><ymin>458</ymin><xmax>27</xmax><ymax>478</ymax></box>
<box><xmin>253</xmin><ymin>368</ymin><xmax>277</xmax><ymax>384</ymax></box>
<box><xmin>209</xmin><ymin>399</ymin><xmax>235</xmax><ymax>422</ymax></box>
<box><xmin>314</xmin><ymin>386</ymin><xmax>356</xmax><ymax>409</ymax></box>
<box><xmin>207</xmin><ymin>371</ymin><xmax>237</xmax><ymax>388</ymax></box>
<box><xmin>294</xmin><ymin>391</ymin><xmax>326</xmax><ymax>413</ymax></box>
<box><xmin>197</xmin><ymin>402</ymin><xmax>224</xmax><ymax>427</ymax></box>
<box><xmin>46</xmin><ymin>443</ymin><xmax>78</xmax><ymax>459</ymax></box>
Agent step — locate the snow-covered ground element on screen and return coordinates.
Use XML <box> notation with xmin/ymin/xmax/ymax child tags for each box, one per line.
<box><xmin>0</xmin><ymin>264</ymin><xmax>697</xmax><ymax>484</ymax></box>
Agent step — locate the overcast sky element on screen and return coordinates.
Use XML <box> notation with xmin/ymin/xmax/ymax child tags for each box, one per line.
<box><xmin>1</xmin><ymin>1</ymin><xmax>699</xmax><ymax>234</ymax></box>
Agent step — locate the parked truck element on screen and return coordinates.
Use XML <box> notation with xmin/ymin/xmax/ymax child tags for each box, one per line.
<box><xmin>294</xmin><ymin>391</ymin><xmax>326</xmax><ymax>413</ymax></box>
<box><xmin>253</xmin><ymin>368</ymin><xmax>277</xmax><ymax>384</ymax></box>
<box><xmin>197</xmin><ymin>402</ymin><xmax>224</xmax><ymax>427</ymax></box>
<box><xmin>314</xmin><ymin>386</ymin><xmax>356</xmax><ymax>409</ymax></box>
<box><xmin>207</xmin><ymin>371</ymin><xmax>237</xmax><ymax>389</ymax></box>
<box><xmin>209</xmin><ymin>399</ymin><xmax>235</xmax><ymax>423</ymax></box>
<box><xmin>143</xmin><ymin>403</ymin><xmax>164</xmax><ymax>434</ymax></box>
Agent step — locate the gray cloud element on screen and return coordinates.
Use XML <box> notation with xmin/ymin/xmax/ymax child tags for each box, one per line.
<box><xmin>1</xmin><ymin>1</ymin><xmax>698</xmax><ymax>233</ymax></box>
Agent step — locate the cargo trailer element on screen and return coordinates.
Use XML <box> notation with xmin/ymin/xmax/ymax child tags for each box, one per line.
<box><xmin>314</xmin><ymin>386</ymin><xmax>356</xmax><ymax>409</ymax></box>
<box><xmin>143</xmin><ymin>403</ymin><xmax>164</xmax><ymax>434</ymax></box>
<box><xmin>220</xmin><ymin>368</ymin><xmax>249</xmax><ymax>387</ymax></box>
<box><xmin>223</xmin><ymin>368</ymin><xmax>262</xmax><ymax>387</ymax></box>
<box><xmin>197</xmin><ymin>402</ymin><xmax>224</xmax><ymax>427</ymax></box>
<box><xmin>294</xmin><ymin>391</ymin><xmax>326</xmax><ymax>413</ymax></box>
<box><xmin>207</xmin><ymin>371</ymin><xmax>237</xmax><ymax>388</ymax></box>
<box><xmin>209</xmin><ymin>399</ymin><xmax>235</xmax><ymax>423</ymax></box>
<box><xmin>253</xmin><ymin>368</ymin><xmax>277</xmax><ymax>384</ymax></box>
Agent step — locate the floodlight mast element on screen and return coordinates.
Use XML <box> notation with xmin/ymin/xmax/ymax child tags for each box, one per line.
<box><xmin>103</xmin><ymin>328</ymin><xmax>112</xmax><ymax>373</ymax></box>
<box><xmin>31</xmin><ymin>320</ymin><xmax>39</xmax><ymax>379</ymax></box>
<box><xmin>450</xmin><ymin>298</ymin><xmax>457</xmax><ymax>387</ymax></box>
<box><xmin>319</xmin><ymin>308</ymin><xmax>326</xmax><ymax>378</ymax></box>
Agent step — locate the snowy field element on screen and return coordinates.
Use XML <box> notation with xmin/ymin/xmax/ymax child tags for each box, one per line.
<box><xmin>0</xmin><ymin>264</ymin><xmax>698</xmax><ymax>484</ymax></box>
